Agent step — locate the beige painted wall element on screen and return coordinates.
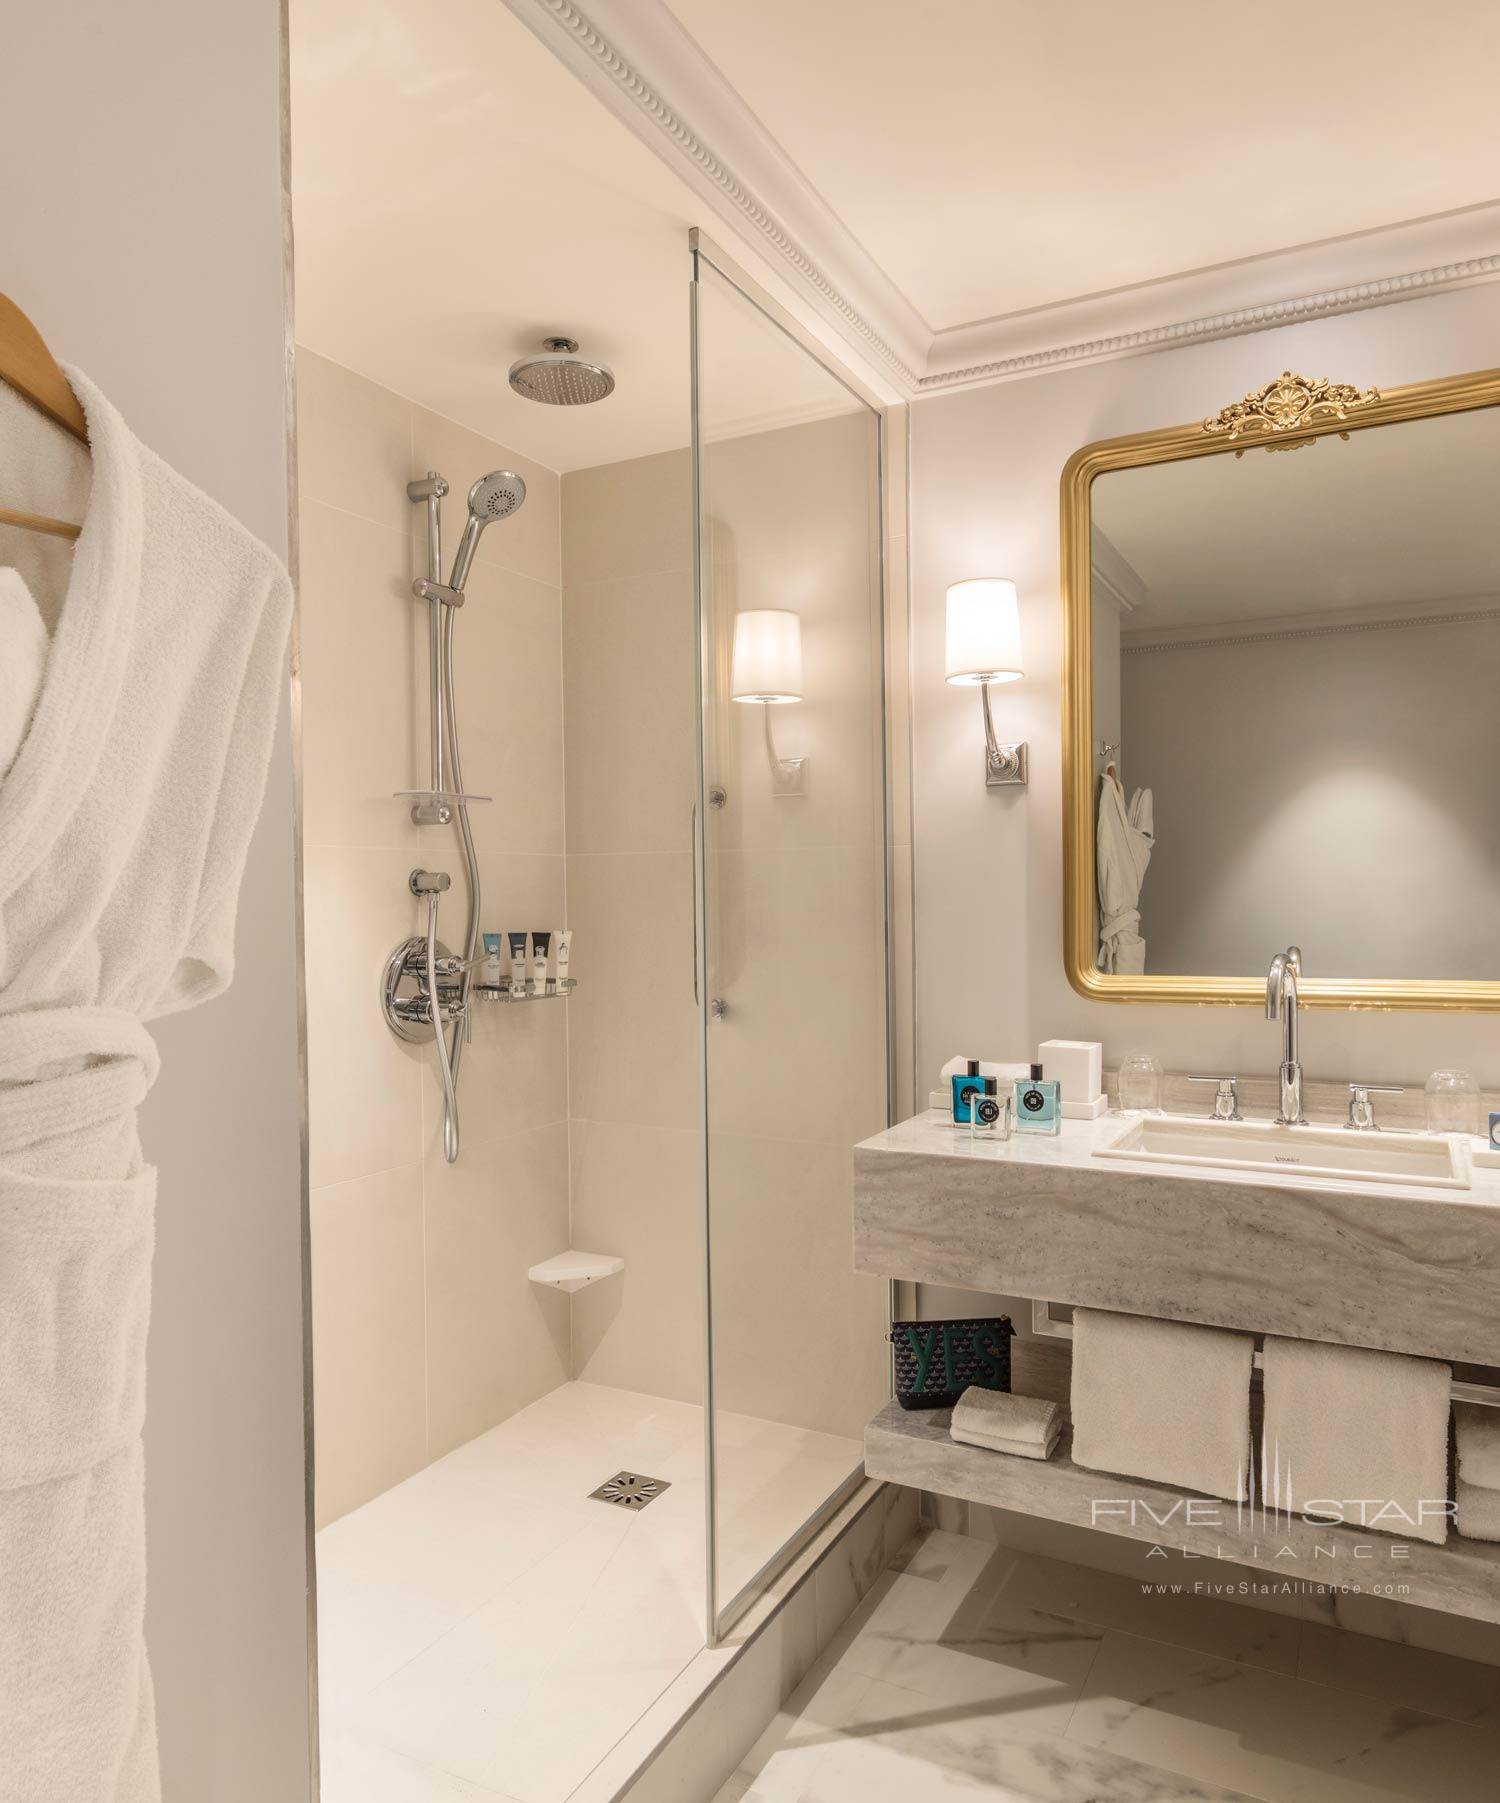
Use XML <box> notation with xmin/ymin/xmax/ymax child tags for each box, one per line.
<box><xmin>910</xmin><ymin>282</ymin><xmax>1500</xmax><ymax>1097</ymax></box>
<box><xmin>4</xmin><ymin>2</ymin><xmax>313</xmax><ymax>1795</ymax></box>
<box><xmin>298</xmin><ymin>351</ymin><xmax>571</xmax><ymax>1526</ymax></box>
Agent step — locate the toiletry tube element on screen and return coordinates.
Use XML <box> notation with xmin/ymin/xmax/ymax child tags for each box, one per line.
<box><xmin>556</xmin><ymin>929</ymin><xmax>572</xmax><ymax>987</ymax></box>
<box><xmin>530</xmin><ymin>930</ymin><xmax>551</xmax><ymax>996</ymax></box>
<box><xmin>481</xmin><ymin>933</ymin><xmax>503</xmax><ymax>987</ymax></box>
<box><xmin>508</xmin><ymin>931</ymin><xmax>528</xmax><ymax>999</ymax></box>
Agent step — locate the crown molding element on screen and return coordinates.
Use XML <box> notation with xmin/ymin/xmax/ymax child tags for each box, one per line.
<box><xmin>502</xmin><ymin>0</ymin><xmax>924</xmax><ymax>392</ymax></box>
<box><xmin>507</xmin><ymin>0</ymin><xmax>1500</xmax><ymax>399</ymax></box>
<box><xmin>1090</xmin><ymin>528</ymin><xmax>1145</xmax><ymax>615</ymax></box>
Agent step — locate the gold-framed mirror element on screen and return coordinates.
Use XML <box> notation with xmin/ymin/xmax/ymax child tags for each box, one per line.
<box><xmin>1061</xmin><ymin>366</ymin><xmax>1500</xmax><ymax>1012</ymax></box>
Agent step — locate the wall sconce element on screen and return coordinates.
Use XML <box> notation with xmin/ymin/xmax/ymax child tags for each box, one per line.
<box><xmin>945</xmin><ymin>577</ymin><xmax>1026</xmax><ymax>787</ymax></box>
<box><xmin>732</xmin><ymin>608</ymin><xmax>807</xmax><ymax>796</ymax></box>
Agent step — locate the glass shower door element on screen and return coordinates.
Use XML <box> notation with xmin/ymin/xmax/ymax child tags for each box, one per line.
<box><xmin>690</xmin><ymin>236</ymin><xmax>892</xmax><ymax>1636</ymax></box>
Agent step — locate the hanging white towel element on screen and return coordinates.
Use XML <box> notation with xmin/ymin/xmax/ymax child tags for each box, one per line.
<box><xmin>1455</xmin><ymin>1478</ymin><xmax>1500</xmax><ymax>1543</ymax></box>
<box><xmin>0</xmin><ymin>367</ymin><xmax>293</xmax><ymax>1802</ymax></box>
<box><xmin>1096</xmin><ymin>770</ymin><xmax>1154</xmax><ymax>974</ymax></box>
<box><xmin>1261</xmin><ymin>1338</ymin><xmax>1452</xmax><ymax>1546</ymax></box>
<box><xmin>1070</xmin><ymin>1309</ymin><xmax>1253</xmax><ymax>1502</ymax></box>
<box><xmin>1455</xmin><ymin>1403</ymin><xmax>1500</xmax><ymax>1491</ymax></box>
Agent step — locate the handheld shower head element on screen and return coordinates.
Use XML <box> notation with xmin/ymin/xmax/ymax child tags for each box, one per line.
<box><xmin>449</xmin><ymin>470</ymin><xmax>527</xmax><ymax>591</ymax></box>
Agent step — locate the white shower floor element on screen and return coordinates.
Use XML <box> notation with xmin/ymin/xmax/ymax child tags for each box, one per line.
<box><xmin>316</xmin><ymin>1380</ymin><xmax>862</xmax><ymax>1803</ymax></box>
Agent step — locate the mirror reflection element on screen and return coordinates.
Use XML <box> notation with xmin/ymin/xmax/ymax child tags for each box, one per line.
<box><xmin>1089</xmin><ymin>405</ymin><xmax>1500</xmax><ymax>981</ymax></box>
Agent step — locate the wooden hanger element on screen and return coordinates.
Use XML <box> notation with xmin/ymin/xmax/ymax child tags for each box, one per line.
<box><xmin>0</xmin><ymin>292</ymin><xmax>87</xmax><ymax>542</ymax></box>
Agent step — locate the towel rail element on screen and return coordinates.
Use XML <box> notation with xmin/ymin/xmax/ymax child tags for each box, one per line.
<box><xmin>1028</xmin><ymin>1300</ymin><xmax>1500</xmax><ymax>1409</ymax></box>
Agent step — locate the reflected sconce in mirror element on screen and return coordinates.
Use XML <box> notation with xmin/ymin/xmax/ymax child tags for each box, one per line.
<box><xmin>732</xmin><ymin>608</ymin><xmax>807</xmax><ymax>796</ymax></box>
<box><xmin>945</xmin><ymin>577</ymin><xmax>1027</xmax><ymax>787</ymax></box>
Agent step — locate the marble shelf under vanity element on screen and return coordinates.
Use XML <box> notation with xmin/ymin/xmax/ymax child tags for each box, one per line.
<box><xmin>853</xmin><ymin>1108</ymin><xmax>1500</xmax><ymax>1366</ymax></box>
<box><xmin>865</xmin><ymin>1341</ymin><xmax>1500</xmax><ymax>1626</ymax></box>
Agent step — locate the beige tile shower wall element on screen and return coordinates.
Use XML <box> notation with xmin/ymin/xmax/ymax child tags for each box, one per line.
<box><xmin>700</xmin><ymin>412</ymin><xmax>891</xmax><ymax>1440</ymax></box>
<box><xmin>297</xmin><ymin>349</ymin><xmax>569</xmax><ymax>1526</ymax></box>
<box><xmin>561</xmin><ymin>419</ymin><xmax>895</xmax><ymax>1439</ymax></box>
<box><xmin>561</xmin><ymin>449</ymin><xmax>704</xmax><ymax>1403</ymax></box>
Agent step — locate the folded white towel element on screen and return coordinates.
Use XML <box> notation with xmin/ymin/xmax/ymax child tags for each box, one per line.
<box><xmin>951</xmin><ymin>1387</ymin><xmax>1060</xmax><ymax>1446</ymax></box>
<box><xmin>1456</xmin><ymin>1477</ymin><xmax>1500</xmax><ymax>1543</ymax></box>
<box><xmin>1070</xmin><ymin>1309</ymin><xmax>1253</xmax><ymax>1502</ymax></box>
<box><xmin>952</xmin><ymin>1425</ymin><xmax>1061</xmax><ymax>1461</ymax></box>
<box><xmin>1455</xmin><ymin>1404</ymin><xmax>1500</xmax><ymax>1491</ymax></box>
<box><xmin>1262</xmin><ymin>1338</ymin><xmax>1451</xmax><ymax>1546</ymax></box>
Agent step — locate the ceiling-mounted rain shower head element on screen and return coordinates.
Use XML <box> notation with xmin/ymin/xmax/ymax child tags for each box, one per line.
<box><xmin>509</xmin><ymin>337</ymin><xmax>616</xmax><ymax>407</ymax></box>
<box><xmin>449</xmin><ymin>469</ymin><xmax>527</xmax><ymax>592</ymax></box>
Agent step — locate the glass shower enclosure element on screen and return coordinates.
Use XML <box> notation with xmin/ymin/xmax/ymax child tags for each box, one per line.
<box><xmin>689</xmin><ymin>235</ymin><xmax>894</xmax><ymax>1638</ymax></box>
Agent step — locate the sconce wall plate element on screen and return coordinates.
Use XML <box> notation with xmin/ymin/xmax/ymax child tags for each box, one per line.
<box><xmin>771</xmin><ymin>752</ymin><xmax>808</xmax><ymax>797</ymax></box>
<box><xmin>987</xmin><ymin>740</ymin><xmax>1028</xmax><ymax>788</ymax></box>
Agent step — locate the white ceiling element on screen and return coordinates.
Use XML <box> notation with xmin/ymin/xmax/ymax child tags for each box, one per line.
<box><xmin>1092</xmin><ymin>408</ymin><xmax>1500</xmax><ymax>631</ymax></box>
<box><xmin>663</xmin><ymin>0</ymin><xmax>1500</xmax><ymax>331</ymax></box>
<box><xmin>291</xmin><ymin>0</ymin><xmax>706</xmax><ymax>471</ymax></box>
<box><xmin>292</xmin><ymin>0</ymin><xmax>1500</xmax><ymax>464</ymax></box>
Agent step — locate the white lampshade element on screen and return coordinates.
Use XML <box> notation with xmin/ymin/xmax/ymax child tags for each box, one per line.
<box><xmin>945</xmin><ymin>578</ymin><xmax>1023</xmax><ymax>685</ymax></box>
<box><xmin>731</xmin><ymin>608</ymin><xmax>803</xmax><ymax>704</ymax></box>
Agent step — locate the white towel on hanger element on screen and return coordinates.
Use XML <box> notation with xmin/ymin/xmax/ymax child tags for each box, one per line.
<box><xmin>0</xmin><ymin>366</ymin><xmax>292</xmax><ymax>1802</ymax></box>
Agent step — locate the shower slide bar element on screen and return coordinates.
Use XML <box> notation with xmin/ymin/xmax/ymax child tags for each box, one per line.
<box><xmin>381</xmin><ymin>467</ymin><xmax>527</xmax><ymax>1163</ymax></box>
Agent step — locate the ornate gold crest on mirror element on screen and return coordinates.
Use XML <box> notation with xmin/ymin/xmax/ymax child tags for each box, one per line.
<box><xmin>1203</xmin><ymin>370</ymin><xmax>1382</xmax><ymax>456</ymax></box>
<box><xmin>1060</xmin><ymin>363</ymin><xmax>1500</xmax><ymax>1012</ymax></box>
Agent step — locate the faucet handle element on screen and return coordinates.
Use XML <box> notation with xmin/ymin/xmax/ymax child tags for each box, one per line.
<box><xmin>1346</xmin><ymin>1083</ymin><xmax>1403</xmax><ymax>1131</ymax></box>
<box><xmin>1189</xmin><ymin>1075</ymin><xmax>1243</xmax><ymax>1121</ymax></box>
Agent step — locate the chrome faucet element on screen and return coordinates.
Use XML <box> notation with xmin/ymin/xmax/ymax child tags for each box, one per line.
<box><xmin>1265</xmin><ymin>946</ymin><xmax>1306</xmax><ymax>1125</ymax></box>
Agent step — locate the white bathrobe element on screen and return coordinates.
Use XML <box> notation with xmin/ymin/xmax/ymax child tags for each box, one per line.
<box><xmin>0</xmin><ymin>369</ymin><xmax>293</xmax><ymax>1802</ymax></box>
<box><xmin>1096</xmin><ymin>770</ymin><xmax>1154</xmax><ymax>974</ymax></box>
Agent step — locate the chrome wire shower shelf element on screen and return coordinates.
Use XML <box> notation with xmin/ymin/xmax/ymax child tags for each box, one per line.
<box><xmin>473</xmin><ymin>979</ymin><xmax>577</xmax><ymax>1003</ymax></box>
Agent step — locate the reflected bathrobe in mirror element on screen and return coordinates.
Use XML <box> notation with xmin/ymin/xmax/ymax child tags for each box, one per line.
<box><xmin>1096</xmin><ymin>769</ymin><xmax>1154</xmax><ymax>974</ymax></box>
<box><xmin>0</xmin><ymin>369</ymin><xmax>293</xmax><ymax>1802</ymax></box>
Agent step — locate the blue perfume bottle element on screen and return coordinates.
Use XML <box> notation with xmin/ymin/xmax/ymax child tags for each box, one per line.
<box><xmin>1014</xmin><ymin>1062</ymin><xmax>1061</xmax><ymax>1134</ymax></box>
<box><xmin>951</xmin><ymin>1059</ymin><xmax>984</xmax><ymax>1125</ymax></box>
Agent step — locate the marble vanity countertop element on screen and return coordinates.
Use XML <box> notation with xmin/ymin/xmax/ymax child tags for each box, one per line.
<box><xmin>858</xmin><ymin>1107</ymin><xmax>1500</xmax><ymax>1210</ymax></box>
<box><xmin>853</xmin><ymin>1109</ymin><xmax>1500</xmax><ymax>1365</ymax></box>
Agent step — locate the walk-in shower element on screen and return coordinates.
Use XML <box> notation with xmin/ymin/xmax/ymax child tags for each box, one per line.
<box><xmin>298</xmin><ymin>227</ymin><xmax>901</xmax><ymax>1803</ymax></box>
<box><xmin>381</xmin><ymin>468</ymin><xmax>527</xmax><ymax>1163</ymax></box>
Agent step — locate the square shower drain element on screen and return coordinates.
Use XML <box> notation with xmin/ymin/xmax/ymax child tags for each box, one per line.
<box><xmin>589</xmin><ymin>1470</ymin><xmax>671</xmax><ymax>1510</ymax></box>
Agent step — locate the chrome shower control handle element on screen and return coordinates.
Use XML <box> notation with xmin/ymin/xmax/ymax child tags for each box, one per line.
<box><xmin>1346</xmin><ymin>1083</ymin><xmax>1403</xmax><ymax>1131</ymax></box>
<box><xmin>1188</xmin><ymin>1075</ymin><xmax>1243</xmax><ymax>1121</ymax></box>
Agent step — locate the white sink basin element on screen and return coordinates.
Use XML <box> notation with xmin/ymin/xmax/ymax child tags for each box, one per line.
<box><xmin>1095</xmin><ymin>1114</ymin><xmax>1470</xmax><ymax>1190</ymax></box>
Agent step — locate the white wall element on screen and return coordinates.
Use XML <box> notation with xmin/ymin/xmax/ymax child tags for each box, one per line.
<box><xmin>911</xmin><ymin>284</ymin><xmax>1500</xmax><ymax>1095</ymax></box>
<box><xmin>2</xmin><ymin>5</ymin><xmax>312</xmax><ymax>1799</ymax></box>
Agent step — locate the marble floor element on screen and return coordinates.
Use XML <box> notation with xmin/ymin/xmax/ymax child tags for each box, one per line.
<box><xmin>715</xmin><ymin>1526</ymin><xmax>1500</xmax><ymax>1802</ymax></box>
<box><xmin>315</xmin><ymin>1380</ymin><xmax>861</xmax><ymax>1803</ymax></box>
